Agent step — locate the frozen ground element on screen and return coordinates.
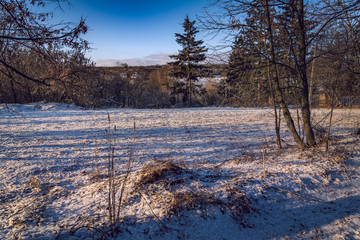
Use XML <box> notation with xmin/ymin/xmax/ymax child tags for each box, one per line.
<box><xmin>0</xmin><ymin>103</ymin><xmax>359</xmax><ymax>240</ymax></box>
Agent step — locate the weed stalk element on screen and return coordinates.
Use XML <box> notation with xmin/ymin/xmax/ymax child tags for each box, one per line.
<box><xmin>106</xmin><ymin>113</ymin><xmax>136</xmax><ymax>228</ymax></box>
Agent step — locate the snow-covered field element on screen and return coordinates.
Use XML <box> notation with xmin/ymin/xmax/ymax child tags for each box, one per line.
<box><xmin>0</xmin><ymin>103</ymin><xmax>359</xmax><ymax>240</ymax></box>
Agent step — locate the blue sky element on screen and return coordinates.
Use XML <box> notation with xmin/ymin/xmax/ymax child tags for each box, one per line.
<box><xmin>56</xmin><ymin>0</ymin><xmax>213</xmax><ymax>66</ymax></box>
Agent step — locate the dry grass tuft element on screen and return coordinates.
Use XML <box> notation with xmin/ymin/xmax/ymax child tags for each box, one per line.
<box><xmin>167</xmin><ymin>186</ymin><xmax>252</xmax><ymax>224</ymax></box>
<box><xmin>327</xmin><ymin>148</ymin><xmax>347</xmax><ymax>165</ymax></box>
<box><xmin>168</xmin><ymin>190</ymin><xmax>222</xmax><ymax>216</ymax></box>
<box><xmin>28</xmin><ymin>176</ymin><xmax>41</xmax><ymax>190</ymax></box>
<box><xmin>355</xmin><ymin>128</ymin><xmax>360</xmax><ymax>135</ymax></box>
<box><xmin>354</xmin><ymin>121</ymin><xmax>360</xmax><ymax>135</ymax></box>
<box><xmin>136</xmin><ymin>160</ymin><xmax>187</xmax><ymax>188</ymax></box>
<box><xmin>133</xmin><ymin>159</ymin><xmax>252</xmax><ymax>226</ymax></box>
<box><xmin>28</xmin><ymin>176</ymin><xmax>52</xmax><ymax>192</ymax></box>
<box><xmin>225</xmin><ymin>186</ymin><xmax>252</xmax><ymax>217</ymax></box>
<box><xmin>87</xmin><ymin>170</ymin><xmax>106</xmax><ymax>183</ymax></box>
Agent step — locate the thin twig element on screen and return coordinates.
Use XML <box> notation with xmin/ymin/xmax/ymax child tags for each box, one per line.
<box><xmin>116</xmin><ymin>119</ymin><xmax>136</xmax><ymax>221</ymax></box>
<box><xmin>138</xmin><ymin>191</ymin><xmax>168</xmax><ymax>229</ymax></box>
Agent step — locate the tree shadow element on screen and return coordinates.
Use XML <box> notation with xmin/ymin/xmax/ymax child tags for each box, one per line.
<box><xmin>250</xmin><ymin>191</ymin><xmax>360</xmax><ymax>239</ymax></box>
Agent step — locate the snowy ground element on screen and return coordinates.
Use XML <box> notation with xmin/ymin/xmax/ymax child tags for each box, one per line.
<box><xmin>0</xmin><ymin>103</ymin><xmax>359</xmax><ymax>240</ymax></box>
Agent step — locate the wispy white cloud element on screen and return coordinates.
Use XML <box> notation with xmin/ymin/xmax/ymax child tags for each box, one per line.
<box><xmin>96</xmin><ymin>53</ymin><xmax>173</xmax><ymax>67</ymax></box>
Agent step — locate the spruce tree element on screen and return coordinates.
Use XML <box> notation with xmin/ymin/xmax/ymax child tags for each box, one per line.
<box><xmin>226</xmin><ymin>37</ymin><xmax>253</xmax><ymax>102</ymax></box>
<box><xmin>169</xmin><ymin>15</ymin><xmax>208</xmax><ymax>106</ymax></box>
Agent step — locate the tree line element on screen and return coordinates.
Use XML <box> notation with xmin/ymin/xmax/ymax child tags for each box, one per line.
<box><xmin>1</xmin><ymin>0</ymin><xmax>359</xmax><ymax>147</ymax></box>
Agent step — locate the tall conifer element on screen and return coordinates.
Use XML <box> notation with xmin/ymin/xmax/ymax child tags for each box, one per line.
<box><xmin>226</xmin><ymin>37</ymin><xmax>253</xmax><ymax>101</ymax></box>
<box><xmin>169</xmin><ymin>15</ymin><xmax>208</xmax><ymax>106</ymax></box>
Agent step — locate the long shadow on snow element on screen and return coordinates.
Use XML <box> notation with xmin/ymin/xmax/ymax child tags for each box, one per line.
<box><xmin>252</xmin><ymin>194</ymin><xmax>360</xmax><ymax>239</ymax></box>
<box><xmin>1</xmin><ymin>123</ymin><xmax>275</xmax><ymax>164</ymax></box>
<box><xmin>51</xmin><ymin>181</ymin><xmax>360</xmax><ymax>240</ymax></box>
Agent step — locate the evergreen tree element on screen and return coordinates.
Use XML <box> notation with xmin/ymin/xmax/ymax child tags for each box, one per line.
<box><xmin>226</xmin><ymin>36</ymin><xmax>254</xmax><ymax>102</ymax></box>
<box><xmin>169</xmin><ymin>15</ymin><xmax>208</xmax><ymax>106</ymax></box>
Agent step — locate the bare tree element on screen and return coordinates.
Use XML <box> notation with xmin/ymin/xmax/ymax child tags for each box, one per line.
<box><xmin>199</xmin><ymin>0</ymin><xmax>360</xmax><ymax>148</ymax></box>
<box><xmin>0</xmin><ymin>0</ymin><xmax>88</xmax><ymax>87</ymax></box>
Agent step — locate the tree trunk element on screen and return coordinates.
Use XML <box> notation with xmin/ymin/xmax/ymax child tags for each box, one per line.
<box><xmin>264</xmin><ymin>0</ymin><xmax>307</xmax><ymax>149</ymax></box>
<box><xmin>10</xmin><ymin>78</ymin><xmax>17</xmax><ymax>103</ymax></box>
<box><xmin>309</xmin><ymin>42</ymin><xmax>317</xmax><ymax>109</ymax></box>
<box><xmin>257</xmin><ymin>77</ymin><xmax>261</xmax><ymax>104</ymax></box>
<box><xmin>297</xmin><ymin>0</ymin><xmax>316</xmax><ymax>146</ymax></box>
<box><xmin>263</xmin><ymin>32</ymin><xmax>281</xmax><ymax>149</ymax></box>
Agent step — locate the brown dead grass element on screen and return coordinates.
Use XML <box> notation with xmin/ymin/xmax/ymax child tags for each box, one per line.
<box><xmin>135</xmin><ymin>160</ymin><xmax>188</xmax><ymax>189</ymax></box>
<box><xmin>355</xmin><ymin>128</ymin><xmax>360</xmax><ymax>135</ymax></box>
<box><xmin>225</xmin><ymin>186</ymin><xmax>252</xmax><ymax>217</ymax></box>
<box><xmin>28</xmin><ymin>176</ymin><xmax>41</xmax><ymax>190</ymax></box>
<box><xmin>134</xmin><ymin>159</ymin><xmax>252</xmax><ymax>224</ymax></box>
<box><xmin>168</xmin><ymin>190</ymin><xmax>222</xmax><ymax>216</ymax></box>
<box><xmin>327</xmin><ymin>148</ymin><xmax>347</xmax><ymax>165</ymax></box>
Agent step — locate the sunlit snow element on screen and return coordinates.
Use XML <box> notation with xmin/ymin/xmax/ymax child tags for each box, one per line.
<box><xmin>0</xmin><ymin>103</ymin><xmax>359</xmax><ymax>239</ymax></box>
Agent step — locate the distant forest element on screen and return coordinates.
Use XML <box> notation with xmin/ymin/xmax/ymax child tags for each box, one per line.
<box><xmin>2</xmin><ymin>62</ymin><xmax>358</xmax><ymax>109</ymax></box>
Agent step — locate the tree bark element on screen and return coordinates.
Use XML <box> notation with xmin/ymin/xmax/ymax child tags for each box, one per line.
<box><xmin>309</xmin><ymin>42</ymin><xmax>317</xmax><ymax>109</ymax></box>
<box><xmin>264</xmin><ymin>0</ymin><xmax>307</xmax><ymax>149</ymax></box>
<box><xmin>297</xmin><ymin>0</ymin><xmax>316</xmax><ymax>146</ymax></box>
<box><xmin>263</xmin><ymin>32</ymin><xmax>282</xmax><ymax>149</ymax></box>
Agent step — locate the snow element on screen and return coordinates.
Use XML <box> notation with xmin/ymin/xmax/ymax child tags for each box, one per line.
<box><xmin>0</xmin><ymin>102</ymin><xmax>359</xmax><ymax>239</ymax></box>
